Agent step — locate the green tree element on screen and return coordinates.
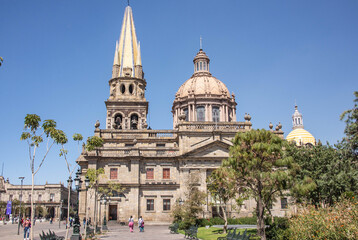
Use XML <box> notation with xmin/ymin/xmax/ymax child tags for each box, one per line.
<box><xmin>179</xmin><ymin>173</ymin><xmax>206</xmax><ymax>229</ymax></box>
<box><xmin>59</xmin><ymin>133</ymin><xmax>84</xmax><ymax>240</ymax></box>
<box><xmin>86</xmin><ymin>168</ymin><xmax>105</xmax><ymax>231</ymax></box>
<box><xmin>0</xmin><ymin>57</ymin><xmax>3</xmax><ymax>67</ymax></box>
<box><xmin>340</xmin><ymin>91</ymin><xmax>358</xmax><ymax>155</ymax></box>
<box><xmin>20</xmin><ymin>114</ymin><xmax>67</xmax><ymax>240</ymax></box>
<box><xmin>223</xmin><ymin>129</ymin><xmax>300</xmax><ymax>240</ymax></box>
<box><xmin>207</xmin><ymin>167</ymin><xmax>244</xmax><ymax>233</ymax></box>
<box><xmin>289</xmin><ymin>143</ymin><xmax>358</xmax><ymax>207</ymax></box>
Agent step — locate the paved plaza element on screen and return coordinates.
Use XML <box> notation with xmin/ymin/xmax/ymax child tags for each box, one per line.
<box><xmin>0</xmin><ymin>221</ymin><xmax>73</xmax><ymax>240</ymax></box>
<box><xmin>0</xmin><ymin>221</ymin><xmax>185</xmax><ymax>240</ymax></box>
<box><xmin>98</xmin><ymin>222</ymin><xmax>184</xmax><ymax>240</ymax></box>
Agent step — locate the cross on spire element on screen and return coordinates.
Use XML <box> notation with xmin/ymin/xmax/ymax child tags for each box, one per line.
<box><xmin>127</xmin><ymin>0</ymin><xmax>130</xmax><ymax>6</ymax></box>
<box><xmin>200</xmin><ymin>36</ymin><xmax>203</xmax><ymax>50</ymax></box>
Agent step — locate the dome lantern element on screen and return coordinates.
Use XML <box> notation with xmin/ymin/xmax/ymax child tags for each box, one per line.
<box><xmin>193</xmin><ymin>49</ymin><xmax>210</xmax><ymax>75</ymax></box>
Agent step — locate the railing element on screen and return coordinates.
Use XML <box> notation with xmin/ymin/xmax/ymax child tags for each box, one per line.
<box><xmin>178</xmin><ymin>122</ymin><xmax>249</xmax><ymax>131</ymax></box>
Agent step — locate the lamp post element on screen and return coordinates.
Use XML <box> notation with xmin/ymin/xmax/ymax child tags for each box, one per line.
<box><xmin>84</xmin><ymin>176</ymin><xmax>89</xmax><ymax>239</ymax></box>
<box><xmin>59</xmin><ymin>200</ymin><xmax>63</xmax><ymax>229</ymax></box>
<box><xmin>70</xmin><ymin>169</ymin><xmax>82</xmax><ymax>240</ymax></box>
<box><xmin>102</xmin><ymin>195</ymin><xmax>108</xmax><ymax>231</ymax></box>
<box><xmin>17</xmin><ymin>177</ymin><xmax>24</xmax><ymax>235</ymax></box>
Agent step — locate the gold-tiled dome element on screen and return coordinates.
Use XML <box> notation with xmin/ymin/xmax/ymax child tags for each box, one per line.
<box><xmin>286</xmin><ymin>127</ymin><xmax>315</xmax><ymax>146</ymax></box>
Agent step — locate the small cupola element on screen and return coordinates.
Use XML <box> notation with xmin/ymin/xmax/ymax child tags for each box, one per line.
<box><xmin>292</xmin><ymin>105</ymin><xmax>304</xmax><ymax>129</ymax></box>
<box><xmin>193</xmin><ymin>49</ymin><xmax>210</xmax><ymax>75</ymax></box>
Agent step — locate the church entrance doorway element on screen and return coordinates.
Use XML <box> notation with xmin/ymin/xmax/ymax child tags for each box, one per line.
<box><xmin>109</xmin><ymin>205</ymin><xmax>117</xmax><ymax>221</ymax></box>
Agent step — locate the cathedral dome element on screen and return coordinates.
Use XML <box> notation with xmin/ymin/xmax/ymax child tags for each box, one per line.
<box><xmin>175</xmin><ymin>75</ymin><xmax>231</xmax><ymax>99</ymax></box>
<box><xmin>286</xmin><ymin>105</ymin><xmax>315</xmax><ymax>146</ymax></box>
<box><xmin>172</xmin><ymin>48</ymin><xmax>237</xmax><ymax>128</ymax></box>
<box><xmin>286</xmin><ymin>128</ymin><xmax>315</xmax><ymax>146</ymax></box>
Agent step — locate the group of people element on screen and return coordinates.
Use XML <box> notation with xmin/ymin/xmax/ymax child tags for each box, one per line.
<box><xmin>128</xmin><ymin>216</ymin><xmax>144</xmax><ymax>232</ymax></box>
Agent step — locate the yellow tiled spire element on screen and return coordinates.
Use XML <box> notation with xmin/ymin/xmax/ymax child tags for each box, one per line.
<box><xmin>113</xmin><ymin>6</ymin><xmax>141</xmax><ymax>77</ymax></box>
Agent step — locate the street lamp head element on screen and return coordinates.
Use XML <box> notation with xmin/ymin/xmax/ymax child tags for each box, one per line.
<box><xmin>74</xmin><ymin>175</ymin><xmax>80</xmax><ymax>191</ymax></box>
<box><xmin>85</xmin><ymin>175</ymin><xmax>90</xmax><ymax>189</ymax></box>
<box><xmin>19</xmin><ymin>177</ymin><xmax>25</xmax><ymax>180</ymax></box>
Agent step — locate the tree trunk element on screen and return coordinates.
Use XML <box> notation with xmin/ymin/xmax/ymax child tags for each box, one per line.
<box><xmin>65</xmin><ymin>186</ymin><xmax>71</xmax><ymax>240</ymax></box>
<box><xmin>256</xmin><ymin>194</ymin><xmax>266</xmax><ymax>240</ymax></box>
<box><xmin>30</xmin><ymin>173</ymin><xmax>34</xmax><ymax>240</ymax></box>
<box><xmin>221</xmin><ymin>205</ymin><xmax>228</xmax><ymax>234</ymax></box>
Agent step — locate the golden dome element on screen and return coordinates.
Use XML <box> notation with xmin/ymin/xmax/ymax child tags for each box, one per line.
<box><xmin>175</xmin><ymin>75</ymin><xmax>231</xmax><ymax>99</ymax></box>
<box><xmin>286</xmin><ymin>128</ymin><xmax>315</xmax><ymax>146</ymax></box>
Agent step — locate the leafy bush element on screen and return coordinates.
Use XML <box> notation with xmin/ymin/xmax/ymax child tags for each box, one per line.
<box><xmin>195</xmin><ymin>218</ymin><xmax>213</xmax><ymax>227</ymax></box>
<box><xmin>238</xmin><ymin>216</ymin><xmax>257</xmax><ymax>225</ymax></box>
<box><xmin>208</xmin><ymin>217</ymin><xmax>225</xmax><ymax>225</ymax></box>
<box><xmin>227</xmin><ymin>218</ymin><xmax>241</xmax><ymax>224</ymax></box>
<box><xmin>265</xmin><ymin>217</ymin><xmax>290</xmax><ymax>240</ymax></box>
<box><xmin>288</xmin><ymin>198</ymin><xmax>358</xmax><ymax>239</ymax></box>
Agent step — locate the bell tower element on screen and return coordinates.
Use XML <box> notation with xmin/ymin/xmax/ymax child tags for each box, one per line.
<box><xmin>105</xmin><ymin>6</ymin><xmax>148</xmax><ymax>130</ymax></box>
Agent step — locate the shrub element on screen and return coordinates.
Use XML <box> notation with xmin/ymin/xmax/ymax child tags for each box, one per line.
<box><xmin>238</xmin><ymin>216</ymin><xmax>257</xmax><ymax>225</ymax></box>
<box><xmin>195</xmin><ymin>218</ymin><xmax>213</xmax><ymax>227</ymax></box>
<box><xmin>208</xmin><ymin>217</ymin><xmax>225</xmax><ymax>225</ymax></box>
<box><xmin>265</xmin><ymin>217</ymin><xmax>290</xmax><ymax>240</ymax></box>
<box><xmin>227</xmin><ymin>218</ymin><xmax>241</xmax><ymax>224</ymax></box>
<box><xmin>288</xmin><ymin>198</ymin><xmax>358</xmax><ymax>239</ymax></box>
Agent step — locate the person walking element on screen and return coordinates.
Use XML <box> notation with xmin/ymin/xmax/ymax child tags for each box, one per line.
<box><xmin>128</xmin><ymin>216</ymin><xmax>134</xmax><ymax>233</ymax></box>
<box><xmin>23</xmin><ymin>218</ymin><xmax>31</xmax><ymax>240</ymax></box>
<box><xmin>138</xmin><ymin>216</ymin><xmax>144</xmax><ymax>232</ymax></box>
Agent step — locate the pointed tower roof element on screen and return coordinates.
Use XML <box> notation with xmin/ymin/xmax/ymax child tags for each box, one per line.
<box><xmin>114</xmin><ymin>6</ymin><xmax>141</xmax><ymax>77</ymax></box>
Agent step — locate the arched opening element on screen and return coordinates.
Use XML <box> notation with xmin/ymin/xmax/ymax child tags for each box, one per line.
<box><xmin>129</xmin><ymin>84</ymin><xmax>134</xmax><ymax>94</ymax></box>
<box><xmin>49</xmin><ymin>207</ymin><xmax>55</xmax><ymax>219</ymax></box>
<box><xmin>114</xmin><ymin>113</ymin><xmax>123</xmax><ymax>129</ymax></box>
<box><xmin>130</xmin><ymin>114</ymin><xmax>139</xmax><ymax>130</ymax></box>
<box><xmin>120</xmin><ymin>84</ymin><xmax>126</xmax><ymax>94</ymax></box>
<box><xmin>25</xmin><ymin>207</ymin><xmax>31</xmax><ymax>218</ymax></box>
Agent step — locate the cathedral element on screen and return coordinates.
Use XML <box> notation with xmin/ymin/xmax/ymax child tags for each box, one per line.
<box><xmin>77</xmin><ymin>5</ymin><xmax>288</xmax><ymax>224</ymax></box>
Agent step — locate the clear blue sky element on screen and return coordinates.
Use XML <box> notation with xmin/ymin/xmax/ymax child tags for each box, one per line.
<box><xmin>0</xmin><ymin>0</ymin><xmax>357</xmax><ymax>186</ymax></box>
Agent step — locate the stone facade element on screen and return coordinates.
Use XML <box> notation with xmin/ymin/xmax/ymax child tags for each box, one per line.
<box><xmin>0</xmin><ymin>176</ymin><xmax>76</xmax><ymax>220</ymax></box>
<box><xmin>76</xmin><ymin>5</ymin><xmax>293</xmax><ymax>225</ymax></box>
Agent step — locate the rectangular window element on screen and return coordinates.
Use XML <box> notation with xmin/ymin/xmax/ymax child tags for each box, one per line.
<box><xmin>163</xmin><ymin>168</ymin><xmax>170</xmax><ymax>179</ymax></box>
<box><xmin>156</xmin><ymin>143</ymin><xmax>165</xmax><ymax>147</ymax></box>
<box><xmin>9</xmin><ymin>195</ymin><xmax>13</xmax><ymax>201</ymax></box>
<box><xmin>19</xmin><ymin>195</ymin><xmax>23</xmax><ymax>201</ymax></box>
<box><xmin>110</xmin><ymin>168</ymin><xmax>118</xmax><ymax>179</ymax></box>
<box><xmin>163</xmin><ymin>199</ymin><xmax>171</xmax><ymax>211</ymax></box>
<box><xmin>38</xmin><ymin>195</ymin><xmax>42</xmax><ymax>202</ymax></box>
<box><xmin>212</xmin><ymin>106</ymin><xmax>220</xmax><ymax>122</ymax></box>
<box><xmin>146</xmin><ymin>168</ymin><xmax>154</xmax><ymax>180</ymax></box>
<box><xmin>146</xmin><ymin>199</ymin><xmax>154</xmax><ymax>211</ymax></box>
<box><xmin>28</xmin><ymin>194</ymin><xmax>31</xmax><ymax>202</ymax></box>
<box><xmin>50</xmin><ymin>194</ymin><xmax>55</xmax><ymax>202</ymax></box>
<box><xmin>196</xmin><ymin>106</ymin><xmax>205</xmax><ymax>121</ymax></box>
<box><xmin>281</xmin><ymin>198</ymin><xmax>288</xmax><ymax>209</ymax></box>
<box><xmin>184</xmin><ymin>108</ymin><xmax>188</xmax><ymax>121</ymax></box>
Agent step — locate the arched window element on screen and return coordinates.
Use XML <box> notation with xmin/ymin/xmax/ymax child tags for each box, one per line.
<box><xmin>120</xmin><ymin>84</ymin><xmax>126</xmax><ymax>94</ymax></box>
<box><xmin>130</xmin><ymin>114</ymin><xmax>139</xmax><ymax>130</ymax></box>
<box><xmin>212</xmin><ymin>106</ymin><xmax>220</xmax><ymax>122</ymax></box>
<box><xmin>200</xmin><ymin>62</ymin><xmax>202</xmax><ymax>70</ymax></box>
<box><xmin>129</xmin><ymin>84</ymin><xmax>134</xmax><ymax>94</ymax></box>
<box><xmin>114</xmin><ymin>114</ymin><xmax>123</xmax><ymax>129</ymax></box>
<box><xmin>196</xmin><ymin>106</ymin><xmax>205</xmax><ymax>121</ymax></box>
